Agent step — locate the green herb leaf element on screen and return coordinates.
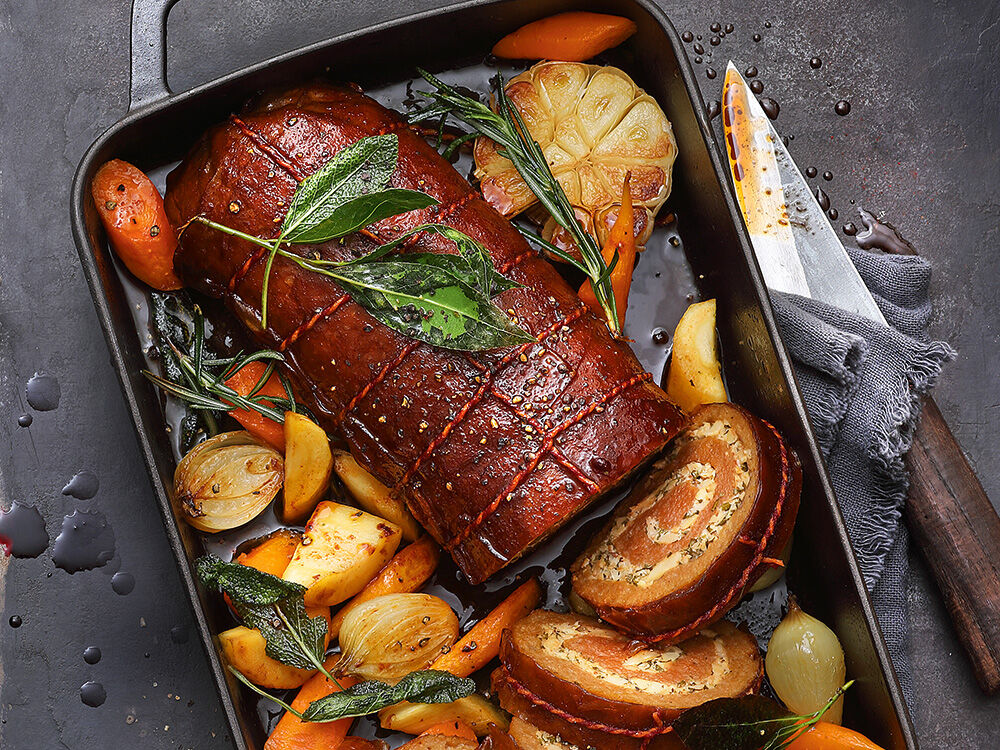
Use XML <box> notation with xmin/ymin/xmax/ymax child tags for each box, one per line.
<box><xmin>286</xmin><ymin>188</ymin><xmax>436</xmax><ymax>245</ymax></box>
<box><xmin>300</xmin><ymin>669</ymin><xmax>476</xmax><ymax>723</ymax></box>
<box><xmin>331</xmin><ymin>254</ymin><xmax>534</xmax><ymax>351</ymax></box>
<box><xmin>195</xmin><ymin>555</ymin><xmax>328</xmax><ymax>672</ymax></box>
<box><xmin>280</xmin><ymin>134</ymin><xmax>399</xmax><ymax>242</ymax></box>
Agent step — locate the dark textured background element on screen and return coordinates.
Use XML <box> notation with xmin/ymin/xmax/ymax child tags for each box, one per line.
<box><xmin>1</xmin><ymin>0</ymin><xmax>997</xmax><ymax>747</ymax></box>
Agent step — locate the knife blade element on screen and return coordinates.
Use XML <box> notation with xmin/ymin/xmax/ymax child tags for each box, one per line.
<box><xmin>721</xmin><ymin>62</ymin><xmax>885</xmax><ymax>324</ymax></box>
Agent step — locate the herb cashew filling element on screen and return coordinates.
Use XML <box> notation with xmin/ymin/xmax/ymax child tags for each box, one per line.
<box><xmin>535</xmin><ymin>621</ymin><xmax>729</xmax><ymax>695</ymax></box>
<box><xmin>579</xmin><ymin>420</ymin><xmax>752</xmax><ymax>586</ymax></box>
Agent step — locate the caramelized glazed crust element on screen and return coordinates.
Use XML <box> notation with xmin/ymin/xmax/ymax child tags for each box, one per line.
<box><xmin>164</xmin><ymin>83</ymin><xmax>684</xmax><ymax>583</ymax></box>
<box><xmin>571</xmin><ymin>403</ymin><xmax>800</xmax><ymax>641</ymax></box>
<box><xmin>494</xmin><ymin>610</ymin><xmax>761</xmax><ymax>749</ymax></box>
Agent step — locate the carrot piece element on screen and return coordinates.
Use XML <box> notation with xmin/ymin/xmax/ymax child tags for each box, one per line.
<box><xmin>91</xmin><ymin>159</ymin><xmax>183</xmax><ymax>290</ymax></box>
<box><xmin>492</xmin><ymin>12</ymin><xmax>637</xmax><ymax>62</ymax></box>
<box><xmin>417</xmin><ymin>721</ymin><xmax>479</xmax><ymax>741</ymax></box>
<box><xmin>223</xmin><ymin>361</ymin><xmax>288</xmax><ymax>451</ymax></box>
<box><xmin>236</xmin><ymin>532</ymin><xmax>300</xmax><ymax>577</ymax></box>
<box><xmin>578</xmin><ymin>174</ymin><xmax>635</xmax><ymax>327</ymax></box>
<box><xmin>787</xmin><ymin>721</ymin><xmax>886</xmax><ymax>750</ymax></box>
<box><xmin>264</xmin><ymin>663</ymin><xmax>358</xmax><ymax>750</ymax></box>
<box><xmin>431</xmin><ymin>579</ymin><xmax>540</xmax><ymax>678</ymax></box>
<box><xmin>329</xmin><ymin>535</ymin><xmax>440</xmax><ymax>639</ymax></box>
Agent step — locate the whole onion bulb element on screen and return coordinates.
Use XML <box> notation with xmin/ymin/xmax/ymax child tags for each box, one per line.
<box><xmin>173</xmin><ymin>430</ymin><xmax>283</xmax><ymax>532</ymax></box>
<box><xmin>765</xmin><ymin>596</ymin><xmax>846</xmax><ymax>723</ymax></box>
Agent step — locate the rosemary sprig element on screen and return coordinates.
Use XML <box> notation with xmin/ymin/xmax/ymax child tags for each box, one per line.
<box><xmin>411</xmin><ymin>68</ymin><xmax>621</xmax><ymax>334</ymax></box>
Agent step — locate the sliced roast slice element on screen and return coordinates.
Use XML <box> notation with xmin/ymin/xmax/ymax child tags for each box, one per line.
<box><xmin>494</xmin><ymin>610</ymin><xmax>760</xmax><ymax>749</ymax></box>
<box><xmin>571</xmin><ymin>402</ymin><xmax>800</xmax><ymax>642</ymax></box>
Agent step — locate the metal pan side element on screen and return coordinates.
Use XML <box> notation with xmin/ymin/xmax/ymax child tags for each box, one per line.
<box><xmin>69</xmin><ymin>1</ymin><xmax>916</xmax><ymax>747</ymax></box>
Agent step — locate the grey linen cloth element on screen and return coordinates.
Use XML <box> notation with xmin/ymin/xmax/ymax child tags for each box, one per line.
<box><xmin>769</xmin><ymin>244</ymin><xmax>955</xmax><ymax>707</ymax></box>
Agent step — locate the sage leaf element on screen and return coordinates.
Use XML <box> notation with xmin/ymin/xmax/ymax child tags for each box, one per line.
<box><xmin>333</xmin><ymin>255</ymin><xmax>534</xmax><ymax>351</ymax></box>
<box><xmin>195</xmin><ymin>555</ymin><xmax>328</xmax><ymax>671</ymax></box>
<box><xmin>287</xmin><ymin>188</ymin><xmax>436</xmax><ymax>245</ymax></box>
<box><xmin>300</xmin><ymin>669</ymin><xmax>476</xmax><ymax>723</ymax></box>
<box><xmin>280</xmin><ymin>134</ymin><xmax>399</xmax><ymax>242</ymax></box>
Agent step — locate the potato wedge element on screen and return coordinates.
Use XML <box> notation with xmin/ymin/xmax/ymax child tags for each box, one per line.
<box><xmin>282</xmin><ymin>411</ymin><xmax>334</xmax><ymax>525</ymax></box>
<box><xmin>380</xmin><ymin>695</ymin><xmax>509</xmax><ymax>738</ymax></box>
<box><xmin>665</xmin><ymin>298</ymin><xmax>727</xmax><ymax>412</ymax></box>
<box><xmin>332</xmin><ymin>450</ymin><xmax>422</xmax><ymax>541</ymax></box>
<box><xmin>219</xmin><ymin>625</ymin><xmax>315</xmax><ymax>689</ymax></box>
<box><xmin>284</xmin><ymin>502</ymin><xmax>402</xmax><ymax>607</ymax></box>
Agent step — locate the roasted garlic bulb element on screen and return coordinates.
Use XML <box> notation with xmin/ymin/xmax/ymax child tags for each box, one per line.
<box><xmin>474</xmin><ymin>62</ymin><xmax>677</xmax><ymax>252</ymax></box>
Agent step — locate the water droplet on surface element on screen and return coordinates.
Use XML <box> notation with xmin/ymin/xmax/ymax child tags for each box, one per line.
<box><xmin>753</xmin><ymin>33</ymin><xmax>762</xmax><ymax>42</ymax></box>
<box><xmin>17</xmin><ymin>414</ymin><xmax>32</xmax><ymax>428</ymax></box>
<box><xmin>26</xmin><ymin>374</ymin><xmax>60</xmax><ymax>411</ymax></box>
<box><xmin>170</xmin><ymin>624</ymin><xmax>190</xmax><ymax>644</ymax></box>
<box><xmin>9</xmin><ymin>615</ymin><xmax>22</xmax><ymax>628</ymax></box>
<box><xmin>815</xmin><ymin>187</ymin><xmax>831</xmax><ymax>211</ymax></box>
<box><xmin>744</xmin><ymin>66</ymin><xmax>758</xmax><ymax>78</ymax></box>
<box><xmin>810</xmin><ymin>57</ymin><xmax>822</xmax><ymax>69</ymax></box>
<box><xmin>652</xmin><ymin>328</ymin><xmax>670</xmax><ymax>346</ymax></box>
<box><xmin>62</xmin><ymin>470</ymin><xmax>99</xmax><ymax>500</ymax></box>
<box><xmin>53</xmin><ymin>510</ymin><xmax>116</xmax><ymax>573</ymax></box>
<box><xmin>828</xmin><ymin>208</ymin><xmax>839</xmax><ymax>220</ymax></box>
<box><xmin>0</xmin><ymin>503</ymin><xmax>49</xmax><ymax>558</ymax></box>
<box><xmin>705</xmin><ymin>67</ymin><xmax>717</xmax><ymax>80</ymax></box>
<box><xmin>710</xmin><ymin>36</ymin><xmax>721</xmax><ymax>46</ymax></box>
<box><xmin>749</xmin><ymin>79</ymin><xmax>764</xmax><ymax>94</ymax></box>
<box><xmin>681</xmin><ymin>30</ymin><xmax>693</xmax><ymax>42</ymax></box>
<box><xmin>693</xmin><ymin>42</ymin><xmax>704</xmax><ymax>54</ymax></box>
<box><xmin>725</xmin><ymin>23</ymin><xmax>735</xmax><ymax>33</ymax></box>
<box><xmin>764</xmin><ymin>21</ymin><xmax>772</xmax><ymax>28</ymax></box>
<box><xmin>707</xmin><ymin>100</ymin><xmax>721</xmax><ymax>119</ymax></box>
<box><xmin>823</xmin><ymin>170</ymin><xmax>834</xmax><ymax>181</ymax></box>
<box><xmin>710</xmin><ymin>22</ymin><xmax>721</xmax><ymax>32</ymax></box>
<box><xmin>694</xmin><ymin>56</ymin><xmax>703</xmax><ymax>64</ymax></box>
<box><xmin>835</xmin><ymin>99</ymin><xmax>851</xmax><ymax>116</ymax></box>
<box><xmin>80</xmin><ymin>681</ymin><xmax>106</xmax><ymax>707</ymax></box>
<box><xmin>759</xmin><ymin>98</ymin><xmax>780</xmax><ymax>119</ymax></box>
<box><xmin>83</xmin><ymin>646</ymin><xmax>102</xmax><ymax>664</ymax></box>
<box><xmin>111</xmin><ymin>571</ymin><xmax>135</xmax><ymax>596</ymax></box>
<box><xmin>843</xmin><ymin>222</ymin><xmax>858</xmax><ymax>236</ymax></box>
<box><xmin>805</xmin><ymin>166</ymin><xmax>817</xmax><ymax>178</ymax></box>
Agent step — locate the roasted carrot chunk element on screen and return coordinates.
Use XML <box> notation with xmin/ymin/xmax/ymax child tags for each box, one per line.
<box><xmin>264</xmin><ymin>665</ymin><xmax>358</xmax><ymax>750</ymax></box>
<box><xmin>492</xmin><ymin>12</ymin><xmax>637</xmax><ymax>62</ymax></box>
<box><xmin>223</xmin><ymin>361</ymin><xmax>287</xmax><ymax>451</ymax></box>
<box><xmin>431</xmin><ymin>579</ymin><xmax>540</xmax><ymax>678</ymax></box>
<box><xmin>579</xmin><ymin>174</ymin><xmax>635</xmax><ymax>327</ymax></box>
<box><xmin>91</xmin><ymin>159</ymin><xmax>182</xmax><ymax>290</ymax></box>
<box><xmin>787</xmin><ymin>721</ymin><xmax>886</xmax><ymax>750</ymax></box>
<box><xmin>235</xmin><ymin>531</ymin><xmax>300</xmax><ymax>577</ymax></box>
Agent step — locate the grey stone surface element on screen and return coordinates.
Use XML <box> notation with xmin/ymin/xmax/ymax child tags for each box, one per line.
<box><xmin>0</xmin><ymin>0</ymin><xmax>997</xmax><ymax>747</ymax></box>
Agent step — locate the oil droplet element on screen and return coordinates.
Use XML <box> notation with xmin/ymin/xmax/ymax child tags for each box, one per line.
<box><xmin>111</xmin><ymin>571</ymin><xmax>135</xmax><ymax>595</ymax></box>
<box><xmin>856</xmin><ymin>210</ymin><xmax>917</xmax><ymax>254</ymax></box>
<box><xmin>62</xmin><ymin>470</ymin><xmax>100</xmax><ymax>500</ymax></box>
<box><xmin>681</xmin><ymin>31</ymin><xmax>694</xmax><ymax>42</ymax></box>
<box><xmin>744</xmin><ymin>66</ymin><xmax>758</xmax><ymax>78</ymax></box>
<box><xmin>0</xmin><ymin>503</ymin><xmax>49</xmax><ymax>558</ymax></box>
<box><xmin>759</xmin><ymin>98</ymin><xmax>780</xmax><ymax>120</ymax></box>
<box><xmin>170</xmin><ymin>624</ymin><xmax>190</xmax><ymax>644</ymax></box>
<box><xmin>9</xmin><ymin>615</ymin><xmax>22</xmax><ymax>628</ymax></box>
<box><xmin>652</xmin><ymin>328</ymin><xmax>670</xmax><ymax>345</ymax></box>
<box><xmin>17</xmin><ymin>414</ymin><xmax>32</xmax><ymax>428</ymax></box>
<box><xmin>843</xmin><ymin>222</ymin><xmax>858</xmax><ymax>236</ymax></box>
<box><xmin>53</xmin><ymin>510</ymin><xmax>116</xmax><ymax>573</ymax></box>
<box><xmin>815</xmin><ymin>187</ymin><xmax>831</xmax><ymax>211</ymax></box>
<box><xmin>810</xmin><ymin>57</ymin><xmax>822</xmax><ymax>69</ymax></box>
<box><xmin>26</xmin><ymin>373</ymin><xmax>60</xmax><ymax>411</ymax></box>
<box><xmin>749</xmin><ymin>80</ymin><xmax>764</xmax><ymax>95</ymax></box>
<box><xmin>835</xmin><ymin>100</ymin><xmax>851</xmax><ymax>116</ymax></box>
<box><xmin>705</xmin><ymin>67</ymin><xmax>717</xmax><ymax>80</ymax></box>
<box><xmin>80</xmin><ymin>681</ymin><xmax>106</xmax><ymax>707</ymax></box>
<box><xmin>823</xmin><ymin>170</ymin><xmax>834</xmax><ymax>181</ymax></box>
<box><xmin>805</xmin><ymin>166</ymin><xmax>817</xmax><ymax>178</ymax></box>
<box><xmin>84</xmin><ymin>646</ymin><xmax>102</xmax><ymax>664</ymax></box>
<box><xmin>707</xmin><ymin>100</ymin><xmax>721</xmax><ymax>119</ymax></box>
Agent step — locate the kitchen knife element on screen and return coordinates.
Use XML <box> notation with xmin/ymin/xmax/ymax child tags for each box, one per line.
<box><xmin>722</xmin><ymin>62</ymin><xmax>1000</xmax><ymax>694</ymax></box>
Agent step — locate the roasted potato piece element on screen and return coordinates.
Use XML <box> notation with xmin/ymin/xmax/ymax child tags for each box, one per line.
<box><xmin>399</xmin><ymin>737</ymin><xmax>479</xmax><ymax>749</ymax></box>
<box><xmin>283</xmin><ymin>502</ymin><xmax>402</xmax><ymax>607</ymax></box>
<box><xmin>474</xmin><ymin>62</ymin><xmax>676</xmax><ymax>252</ymax></box>
<box><xmin>665</xmin><ymin>299</ymin><xmax>727</xmax><ymax>412</ymax></box>
<box><xmin>219</xmin><ymin>618</ymin><xmax>329</xmax><ymax>690</ymax></box>
<box><xmin>281</xmin><ymin>411</ymin><xmax>333</xmax><ymax>525</ymax></box>
<box><xmin>332</xmin><ymin>449</ymin><xmax>421</xmax><ymax>540</ymax></box>
<box><xmin>379</xmin><ymin>695</ymin><xmax>509</xmax><ymax>738</ymax></box>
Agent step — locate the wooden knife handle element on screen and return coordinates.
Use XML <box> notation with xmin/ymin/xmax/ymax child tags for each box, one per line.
<box><xmin>905</xmin><ymin>396</ymin><xmax>1000</xmax><ymax>693</ymax></box>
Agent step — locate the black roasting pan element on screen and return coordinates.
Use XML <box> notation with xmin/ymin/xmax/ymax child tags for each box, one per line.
<box><xmin>69</xmin><ymin>0</ymin><xmax>918</xmax><ymax>747</ymax></box>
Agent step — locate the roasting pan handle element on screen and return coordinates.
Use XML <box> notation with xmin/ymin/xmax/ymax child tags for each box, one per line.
<box><xmin>129</xmin><ymin>0</ymin><xmax>179</xmax><ymax>111</ymax></box>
